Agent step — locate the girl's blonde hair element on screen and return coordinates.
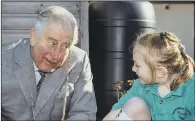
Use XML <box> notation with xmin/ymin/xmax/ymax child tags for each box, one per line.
<box><xmin>133</xmin><ymin>31</ymin><xmax>194</xmax><ymax>90</ymax></box>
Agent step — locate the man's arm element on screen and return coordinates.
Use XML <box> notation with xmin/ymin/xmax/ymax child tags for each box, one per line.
<box><xmin>66</xmin><ymin>52</ymin><xmax>97</xmax><ymax>120</ymax></box>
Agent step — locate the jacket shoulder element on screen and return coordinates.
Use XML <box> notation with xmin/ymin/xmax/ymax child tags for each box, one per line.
<box><xmin>2</xmin><ymin>39</ymin><xmax>27</xmax><ymax>67</ymax></box>
<box><xmin>70</xmin><ymin>46</ymin><xmax>88</xmax><ymax>61</ymax></box>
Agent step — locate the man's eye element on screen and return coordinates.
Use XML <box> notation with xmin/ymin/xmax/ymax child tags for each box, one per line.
<box><xmin>61</xmin><ymin>44</ymin><xmax>69</xmax><ymax>50</ymax></box>
<box><xmin>61</xmin><ymin>46</ymin><xmax>67</xmax><ymax>50</ymax></box>
<box><xmin>49</xmin><ymin>42</ymin><xmax>56</xmax><ymax>46</ymax></box>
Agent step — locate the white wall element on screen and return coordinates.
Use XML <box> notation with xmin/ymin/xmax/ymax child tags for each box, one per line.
<box><xmin>153</xmin><ymin>3</ymin><xmax>194</xmax><ymax>59</ymax></box>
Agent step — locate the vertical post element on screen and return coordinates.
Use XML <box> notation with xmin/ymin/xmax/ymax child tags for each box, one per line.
<box><xmin>80</xmin><ymin>1</ymin><xmax>89</xmax><ymax>54</ymax></box>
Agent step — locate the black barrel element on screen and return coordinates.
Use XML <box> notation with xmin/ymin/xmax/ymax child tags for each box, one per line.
<box><xmin>89</xmin><ymin>1</ymin><xmax>156</xmax><ymax>120</ymax></box>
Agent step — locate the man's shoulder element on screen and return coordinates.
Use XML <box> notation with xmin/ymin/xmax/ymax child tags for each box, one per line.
<box><xmin>71</xmin><ymin>46</ymin><xmax>86</xmax><ymax>55</ymax></box>
<box><xmin>2</xmin><ymin>38</ymin><xmax>29</xmax><ymax>66</ymax></box>
<box><xmin>2</xmin><ymin>38</ymin><xmax>29</xmax><ymax>53</ymax></box>
<box><xmin>70</xmin><ymin>46</ymin><xmax>88</xmax><ymax>60</ymax></box>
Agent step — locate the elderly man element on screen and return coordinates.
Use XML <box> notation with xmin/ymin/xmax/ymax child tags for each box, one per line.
<box><xmin>2</xmin><ymin>6</ymin><xmax>97</xmax><ymax>120</ymax></box>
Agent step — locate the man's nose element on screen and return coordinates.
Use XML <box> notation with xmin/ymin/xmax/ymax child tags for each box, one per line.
<box><xmin>51</xmin><ymin>47</ymin><xmax>61</xmax><ymax>60</ymax></box>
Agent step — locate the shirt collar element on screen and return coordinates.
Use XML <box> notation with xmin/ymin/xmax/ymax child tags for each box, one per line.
<box><xmin>33</xmin><ymin>61</ymin><xmax>39</xmax><ymax>72</ymax></box>
<box><xmin>144</xmin><ymin>73</ymin><xmax>194</xmax><ymax>97</ymax></box>
<box><xmin>144</xmin><ymin>83</ymin><xmax>158</xmax><ymax>96</ymax></box>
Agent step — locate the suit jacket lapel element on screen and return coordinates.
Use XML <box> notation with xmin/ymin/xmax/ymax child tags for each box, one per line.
<box><xmin>14</xmin><ymin>39</ymin><xmax>37</xmax><ymax>109</ymax></box>
<box><xmin>35</xmin><ymin>65</ymin><xmax>68</xmax><ymax>116</ymax></box>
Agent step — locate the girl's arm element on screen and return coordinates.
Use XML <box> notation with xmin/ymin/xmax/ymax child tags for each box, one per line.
<box><xmin>102</xmin><ymin>108</ymin><xmax>122</xmax><ymax>120</ymax></box>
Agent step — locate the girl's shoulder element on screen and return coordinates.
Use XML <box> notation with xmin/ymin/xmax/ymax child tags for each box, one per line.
<box><xmin>184</xmin><ymin>73</ymin><xmax>194</xmax><ymax>89</ymax></box>
<box><xmin>131</xmin><ymin>79</ymin><xmax>157</xmax><ymax>94</ymax></box>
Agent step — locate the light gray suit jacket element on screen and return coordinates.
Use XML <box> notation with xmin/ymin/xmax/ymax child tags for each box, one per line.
<box><xmin>1</xmin><ymin>38</ymin><xmax>97</xmax><ymax>120</ymax></box>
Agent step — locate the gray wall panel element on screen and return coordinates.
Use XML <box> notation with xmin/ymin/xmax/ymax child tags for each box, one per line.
<box><xmin>2</xmin><ymin>14</ymin><xmax>80</xmax><ymax>30</ymax></box>
<box><xmin>153</xmin><ymin>3</ymin><xmax>194</xmax><ymax>59</ymax></box>
<box><xmin>2</xmin><ymin>1</ymin><xmax>82</xmax><ymax>46</ymax></box>
<box><xmin>2</xmin><ymin>2</ymin><xmax>80</xmax><ymax>14</ymax></box>
<box><xmin>2</xmin><ymin>30</ymin><xmax>29</xmax><ymax>46</ymax></box>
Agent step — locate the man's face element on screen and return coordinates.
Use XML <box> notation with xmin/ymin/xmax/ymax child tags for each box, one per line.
<box><xmin>30</xmin><ymin>24</ymin><xmax>71</xmax><ymax>72</ymax></box>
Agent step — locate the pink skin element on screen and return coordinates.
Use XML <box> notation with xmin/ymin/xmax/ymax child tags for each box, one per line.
<box><xmin>30</xmin><ymin>24</ymin><xmax>71</xmax><ymax>72</ymax></box>
<box><xmin>132</xmin><ymin>46</ymin><xmax>173</xmax><ymax>94</ymax></box>
<box><xmin>132</xmin><ymin>47</ymin><xmax>153</xmax><ymax>84</ymax></box>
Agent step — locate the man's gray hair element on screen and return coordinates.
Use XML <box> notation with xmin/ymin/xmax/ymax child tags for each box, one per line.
<box><xmin>34</xmin><ymin>6</ymin><xmax>78</xmax><ymax>46</ymax></box>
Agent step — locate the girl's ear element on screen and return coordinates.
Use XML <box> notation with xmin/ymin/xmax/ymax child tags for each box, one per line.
<box><xmin>30</xmin><ymin>28</ymin><xmax>36</xmax><ymax>46</ymax></box>
<box><xmin>156</xmin><ymin>66</ymin><xmax>167</xmax><ymax>78</ymax></box>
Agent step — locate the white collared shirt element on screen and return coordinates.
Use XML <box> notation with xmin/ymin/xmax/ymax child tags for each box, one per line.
<box><xmin>33</xmin><ymin>62</ymin><xmax>41</xmax><ymax>85</ymax></box>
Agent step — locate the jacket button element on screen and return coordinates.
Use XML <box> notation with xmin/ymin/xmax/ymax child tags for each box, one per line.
<box><xmin>160</xmin><ymin>100</ymin><xmax>163</xmax><ymax>104</ymax></box>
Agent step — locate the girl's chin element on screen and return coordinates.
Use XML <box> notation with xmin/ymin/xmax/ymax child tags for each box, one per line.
<box><xmin>139</xmin><ymin>79</ymin><xmax>148</xmax><ymax>84</ymax></box>
<box><xmin>140</xmin><ymin>80</ymin><xmax>153</xmax><ymax>85</ymax></box>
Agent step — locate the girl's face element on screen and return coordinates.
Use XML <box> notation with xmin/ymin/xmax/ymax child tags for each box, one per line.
<box><xmin>132</xmin><ymin>47</ymin><xmax>153</xmax><ymax>84</ymax></box>
<box><xmin>132</xmin><ymin>46</ymin><xmax>170</xmax><ymax>85</ymax></box>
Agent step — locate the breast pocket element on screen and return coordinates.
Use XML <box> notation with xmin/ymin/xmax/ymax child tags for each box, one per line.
<box><xmin>50</xmin><ymin>84</ymin><xmax>74</xmax><ymax>121</ymax></box>
<box><xmin>2</xmin><ymin>80</ymin><xmax>22</xmax><ymax>103</ymax></box>
<box><xmin>50</xmin><ymin>97</ymin><xmax>64</xmax><ymax>120</ymax></box>
<box><xmin>172</xmin><ymin>107</ymin><xmax>192</xmax><ymax>120</ymax></box>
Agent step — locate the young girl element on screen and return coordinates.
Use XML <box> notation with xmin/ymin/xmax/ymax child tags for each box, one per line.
<box><xmin>103</xmin><ymin>32</ymin><xmax>194</xmax><ymax>120</ymax></box>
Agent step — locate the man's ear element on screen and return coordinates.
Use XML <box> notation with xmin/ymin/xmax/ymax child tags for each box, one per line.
<box><xmin>30</xmin><ymin>28</ymin><xmax>36</xmax><ymax>46</ymax></box>
<box><xmin>156</xmin><ymin>66</ymin><xmax>167</xmax><ymax>78</ymax></box>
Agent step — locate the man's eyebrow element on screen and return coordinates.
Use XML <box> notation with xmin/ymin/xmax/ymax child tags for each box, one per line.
<box><xmin>48</xmin><ymin>37</ymin><xmax>69</xmax><ymax>44</ymax></box>
<box><xmin>48</xmin><ymin>37</ymin><xmax>58</xmax><ymax>42</ymax></box>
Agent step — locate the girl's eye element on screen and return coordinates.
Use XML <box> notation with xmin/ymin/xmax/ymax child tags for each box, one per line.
<box><xmin>135</xmin><ymin>63</ymin><xmax>140</xmax><ymax>67</ymax></box>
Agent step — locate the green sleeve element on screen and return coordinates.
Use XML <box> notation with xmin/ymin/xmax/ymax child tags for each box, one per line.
<box><xmin>112</xmin><ymin>79</ymin><xmax>142</xmax><ymax>110</ymax></box>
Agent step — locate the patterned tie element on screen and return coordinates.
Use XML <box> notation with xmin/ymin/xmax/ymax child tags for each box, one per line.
<box><xmin>37</xmin><ymin>70</ymin><xmax>46</xmax><ymax>93</ymax></box>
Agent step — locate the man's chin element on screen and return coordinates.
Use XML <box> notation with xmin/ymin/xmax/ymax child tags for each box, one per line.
<box><xmin>39</xmin><ymin>66</ymin><xmax>58</xmax><ymax>73</ymax></box>
<box><xmin>50</xmin><ymin>68</ymin><xmax>56</xmax><ymax>72</ymax></box>
<box><xmin>42</xmin><ymin>62</ymin><xmax>63</xmax><ymax>72</ymax></box>
<box><xmin>46</xmin><ymin>66</ymin><xmax>60</xmax><ymax>72</ymax></box>
<box><xmin>49</xmin><ymin>64</ymin><xmax>63</xmax><ymax>72</ymax></box>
